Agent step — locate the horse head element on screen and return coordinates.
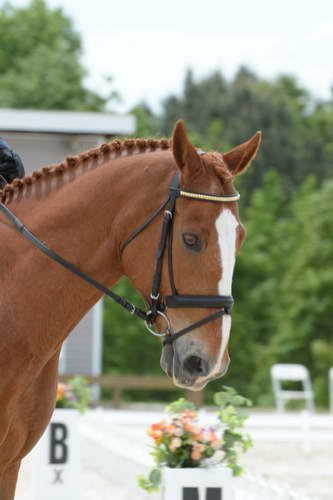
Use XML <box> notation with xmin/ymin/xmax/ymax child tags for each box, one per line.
<box><xmin>122</xmin><ymin>121</ymin><xmax>261</xmax><ymax>390</ymax></box>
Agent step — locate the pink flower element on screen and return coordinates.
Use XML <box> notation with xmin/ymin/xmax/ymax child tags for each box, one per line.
<box><xmin>211</xmin><ymin>438</ymin><xmax>222</xmax><ymax>449</ymax></box>
<box><xmin>182</xmin><ymin>410</ymin><xmax>197</xmax><ymax>420</ymax></box>
<box><xmin>169</xmin><ymin>437</ymin><xmax>182</xmax><ymax>451</ymax></box>
<box><xmin>184</xmin><ymin>422</ymin><xmax>196</xmax><ymax>433</ymax></box>
<box><xmin>202</xmin><ymin>432</ymin><xmax>211</xmax><ymax>443</ymax></box>
<box><xmin>173</xmin><ymin>427</ymin><xmax>183</xmax><ymax>437</ymax></box>
<box><xmin>194</xmin><ymin>431</ymin><xmax>204</xmax><ymax>441</ymax></box>
<box><xmin>209</xmin><ymin>431</ymin><xmax>218</xmax><ymax>441</ymax></box>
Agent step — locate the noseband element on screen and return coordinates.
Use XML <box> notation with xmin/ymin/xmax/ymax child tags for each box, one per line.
<box><xmin>0</xmin><ymin>159</ymin><xmax>240</xmax><ymax>345</ymax></box>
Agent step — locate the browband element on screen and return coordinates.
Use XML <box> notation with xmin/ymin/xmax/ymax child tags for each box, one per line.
<box><xmin>178</xmin><ymin>189</ymin><xmax>240</xmax><ymax>203</ymax></box>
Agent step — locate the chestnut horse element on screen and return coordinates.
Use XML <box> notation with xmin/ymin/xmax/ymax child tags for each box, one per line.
<box><xmin>0</xmin><ymin>121</ymin><xmax>261</xmax><ymax>498</ymax></box>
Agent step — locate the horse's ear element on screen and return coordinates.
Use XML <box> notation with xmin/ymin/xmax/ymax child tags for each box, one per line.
<box><xmin>222</xmin><ymin>131</ymin><xmax>262</xmax><ymax>176</ymax></box>
<box><xmin>172</xmin><ymin>120</ymin><xmax>203</xmax><ymax>180</ymax></box>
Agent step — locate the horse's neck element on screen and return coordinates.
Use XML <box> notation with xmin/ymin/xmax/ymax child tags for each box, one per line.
<box><xmin>0</xmin><ymin>150</ymin><xmax>173</xmax><ymax>364</ymax></box>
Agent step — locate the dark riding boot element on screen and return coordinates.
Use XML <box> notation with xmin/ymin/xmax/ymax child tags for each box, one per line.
<box><xmin>0</xmin><ymin>137</ymin><xmax>25</xmax><ymax>188</ymax></box>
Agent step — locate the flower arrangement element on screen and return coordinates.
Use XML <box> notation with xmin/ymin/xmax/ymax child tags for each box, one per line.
<box><xmin>56</xmin><ymin>376</ymin><xmax>92</xmax><ymax>414</ymax></box>
<box><xmin>138</xmin><ymin>386</ymin><xmax>253</xmax><ymax>493</ymax></box>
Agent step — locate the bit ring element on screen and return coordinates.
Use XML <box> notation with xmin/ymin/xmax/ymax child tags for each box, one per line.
<box><xmin>145</xmin><ymin>311</ymin><xmax>171</xmax><ymax>337</ymax></box>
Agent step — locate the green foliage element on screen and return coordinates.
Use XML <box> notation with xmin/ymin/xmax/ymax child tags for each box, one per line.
<box><xmin>137</xmin><ymin>468</ymin><xmax>161</xmax><ymax>493</ymax></box>
<box><xmin>130</xmin><ymin>102</ymin><xmax>160</xmax><ymax>138</ymax></box>
<box><xmin>270</xmin><ymin>179</ymin><xmax>333</xmax><ymax>406</ymax></box>
<box><xmin>222</xmin><ymin>175</ymin><xmax>333</xmax><ymax>407</ymax></box>
<box><xmin>166</xmin><ymin>398</ymin><xmax>196</xmax><ymax>414</ymax></box>
<box><xmin>0</xmin><ymin>0</ymin><xmax>107</xmax><ymax>110</ymax></box>
<box><xmin>214</xmin><ymin>387</ymin><xmax>253</xmax><ymax>476</ymax></box>
<box><xmin>56</xmin><ymin>376</ymin><xmax>92</xmax><ymax>414</ymax></box>
<box><xmin>214</xmin><ymin>386</ymin><xmax>252</xmax><ymax>410</ymax></box>
<box><xmin>103</xmin><ymin>277</ymin><xmax>162</xmax><ymax>377</ymax></box>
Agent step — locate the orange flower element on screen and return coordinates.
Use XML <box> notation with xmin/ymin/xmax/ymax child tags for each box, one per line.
<box><xmin>149</xmin><ymin>430</ymin><xmax>163</xmax><ymax>444</ymax></box>
<box><xmin>193</xmin><ymin>443</ymin><xmax>205</xmax><ymax>453</ymax></box>
<box><xmin>151</xmin><ymin>422</ymin><xmax>164</xmax><ymax>431</ymax></box>
<box><xmin>56</xmin><ymin>383</ymin><xmax>66</xmax><ymax>401</ymax></box>
<box><xmin>191</xmin><ymin>442</ymin><xmax>204</xmax><ymax>460</ymax></box>
<box><xmin>191</xmin><ymin>449</ymin><xmax>202</xmax><ymax>460</ymax></box>
<box><xmin>194</xmin><ymin>431</ymin><xmax>204</xmax><ymax>441</ymax></box>
<box><xmin>208</xmin><ymin>431</ymin><xmax>218</xmax><ymax>442</ymax></box>
<box><xmin>184</xmin><ymin>422</ymin><xmax>196</xmax><ymax>433</ymax></box>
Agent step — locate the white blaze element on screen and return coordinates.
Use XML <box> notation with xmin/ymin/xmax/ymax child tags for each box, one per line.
<box><xmin>215</xmin><ymin>209</ymin><xmax>238</xmax><ymax>365</ymax></box>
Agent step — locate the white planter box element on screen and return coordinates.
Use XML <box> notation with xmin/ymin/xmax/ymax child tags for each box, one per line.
<box><xmin>29</xmin><ymin>408</ymin><xmax>81</xmax><ymax>500</ymax></box>
<box><xmin>162</xmin><ymin>466</ymin><xmax>233</xmax><ymax>500</ymax></box>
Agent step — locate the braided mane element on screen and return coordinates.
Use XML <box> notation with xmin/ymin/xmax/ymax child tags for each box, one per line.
<box><xmin>0</xmin><ymin>137</ymin><xmax>171</xmax><ymax>204</ymax></box>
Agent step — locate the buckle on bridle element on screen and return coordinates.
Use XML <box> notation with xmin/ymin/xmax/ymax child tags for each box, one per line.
<box><xmin>129</xmin><ymin>304</ymin><xmax>136</xmax><ymax>314</ymax></box>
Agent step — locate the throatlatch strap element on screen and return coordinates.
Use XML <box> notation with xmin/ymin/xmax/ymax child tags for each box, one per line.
<box><xmin>120</xmin><ymin>197</ymin><xmax>170</xmax><ymax>253</ymax></box>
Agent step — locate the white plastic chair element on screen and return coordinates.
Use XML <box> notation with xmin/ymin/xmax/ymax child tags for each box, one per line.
<box><xmin>329</xmin><ymin>367</ymin><xmax>333</xmax><ymax>413</ymax></box>
<box><xmin>271</xmin><ymin>363</ymin><xmax>315</xmax><ymax>412</ymax></box>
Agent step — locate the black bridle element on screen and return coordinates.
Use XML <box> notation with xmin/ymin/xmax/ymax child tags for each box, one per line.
<box><xmin>121</xmin><ymin>170</ymin><xmax>240</xmax><ymax>345</ymax></box>
<box><xmin>0</xmin><ymin>164</ymin><xmax>240</xmax><ymax>345</ymax></box>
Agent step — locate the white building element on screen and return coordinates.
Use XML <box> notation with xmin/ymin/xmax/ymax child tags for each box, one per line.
<box><xmin>0</xmin><ymin>108</ymin><xmax>136</xmax><ymax>377</ymax></box>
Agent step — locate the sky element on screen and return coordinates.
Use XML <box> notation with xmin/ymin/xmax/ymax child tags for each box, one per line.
<box><xmin>8</xmin><ymin>0</ymin><xmax>333</xmax><ymax>112</ymax></box>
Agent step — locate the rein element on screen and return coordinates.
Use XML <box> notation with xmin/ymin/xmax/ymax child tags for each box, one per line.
<box><xmin>0</xmin><ymin>166</ymin><xmax>240</xmax><ymax>345</ymax></box>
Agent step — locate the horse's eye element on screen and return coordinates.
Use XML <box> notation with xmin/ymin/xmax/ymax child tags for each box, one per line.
<box><xmin>182</xmin><ymin>233</ymin><xmax>201</xmax><ymax>252</ymax></box>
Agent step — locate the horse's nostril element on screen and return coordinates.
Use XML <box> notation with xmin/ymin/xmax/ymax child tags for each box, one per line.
<box><xmin>183</xmin><ymin>355</ymin><xmax>208</xmax><ymax>376</ymax></box>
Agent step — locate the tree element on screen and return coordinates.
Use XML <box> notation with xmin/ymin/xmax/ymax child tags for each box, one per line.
<box><xmin>0</xmin><ymin>0</ymin><xmax>107</xmax><ymax>110</ymax></box>
<box><xmin>160</xmin><ymin>67</ymin><xmax>332</xmax><ymax>200</ymax></box>
<box><xmin>130</xmin><ymin>102</ymin><xmax>159</xmax><ymax>138</ymax></box>
<box><xmin>213</xmin><ymin>170</ymin><xmax>290</xmax><ymax>404</ymax></box>
<box><xmin>271</xmin><ymin>178</ymin><xmax>333</xmax><ymax>405</ymax></box>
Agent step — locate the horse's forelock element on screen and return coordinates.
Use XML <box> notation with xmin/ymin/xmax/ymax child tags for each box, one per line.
<box><xmin>203</xmin><ymin>152</ymin><xmax>233</xmax><ymax>184</ymax></box>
